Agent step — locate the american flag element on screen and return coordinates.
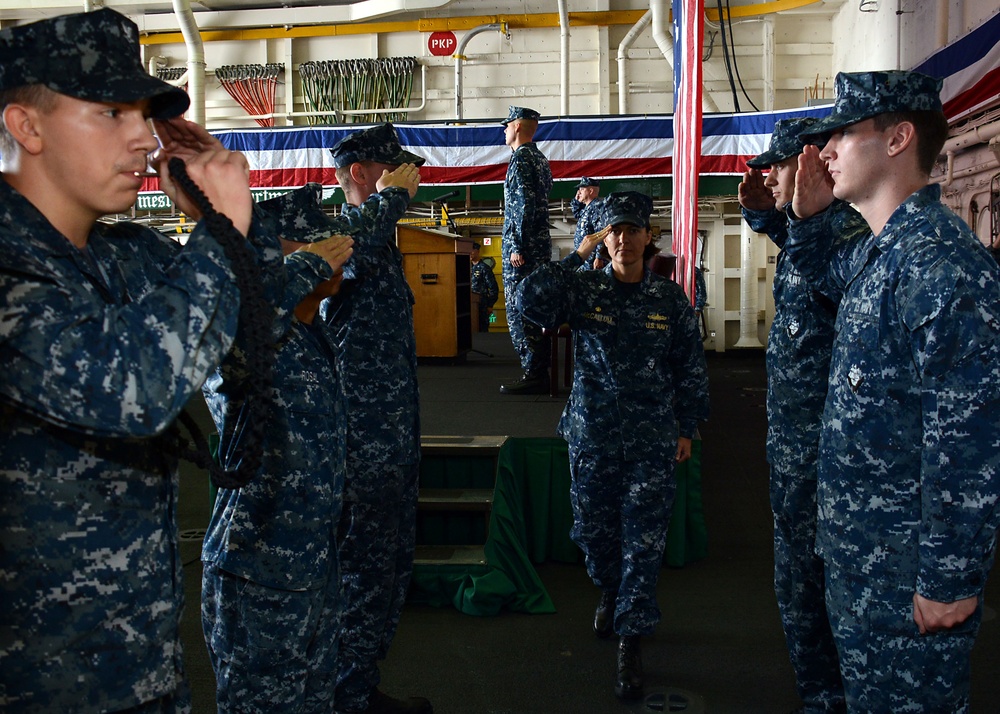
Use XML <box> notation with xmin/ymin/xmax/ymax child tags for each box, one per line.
<box><xmin>671</xmin><ymin>0</ymin><xmax>704</xmax><ymax>305</ymax></box>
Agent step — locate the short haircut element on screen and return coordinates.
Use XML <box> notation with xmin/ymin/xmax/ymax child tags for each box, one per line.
<box><xmin>0</xmin><ymin>84</ymin><xmax>57</xmax><ymax>157</ymax></box>
<box><xmin>516</xmin><ymin>118</ymin><xmax>538</xmax><ymax>136</ymax></box>
<box><xmin>334</xmin><ymin>164</ymin><xmax>352</xmax><ymax>189</ymax></box>
<box><xmin>873</xmin><ymin>110</ymin><xmax>949</xmax><ymax>175</ymax></box>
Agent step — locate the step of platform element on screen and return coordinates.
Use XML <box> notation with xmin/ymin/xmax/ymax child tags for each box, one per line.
<box><xmin>413</xmin><ymin>544</ymin><xmax>488</xmax><ymax>567</ymax></box>
<box><xmin>420</xmin><ymin>434</ymin><xmax>508</xmax><ymax>457</ymax></box>
<box><xmin>417</xmin><ymin>488</ymin><xmax>494</xmax><ymax>511</ymax></box>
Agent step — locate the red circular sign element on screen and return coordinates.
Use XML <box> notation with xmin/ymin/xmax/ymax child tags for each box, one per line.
<box><xmin>428</xmin><ymin>31</ymin><xmax>457</xmax><ymax>57</ymax></box>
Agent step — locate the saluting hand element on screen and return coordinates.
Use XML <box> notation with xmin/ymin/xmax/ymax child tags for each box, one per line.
<box><xmin>737</xmin><ymin>168</ymin><xmax>775</xmax><ymax>212</ymax></box>
<box><xmin>151</xmin><ymin>117</ymin><xmax>253</xmax><ymax>237</ymax></box>
<box><xmin>791</xmin><ymin>145</ymin><xmax>835</xmax><ymax>220</ymax></box>
<box><xmin>377</xmin><ymin>162</ymin><xmax>421</xmax><ymax>199</ymax></box>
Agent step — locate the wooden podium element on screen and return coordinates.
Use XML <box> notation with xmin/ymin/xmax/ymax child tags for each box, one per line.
<box><xmin>397</xmin><ymin>225</ymin><xmax>475</xmax><ymax>359</ymax></box>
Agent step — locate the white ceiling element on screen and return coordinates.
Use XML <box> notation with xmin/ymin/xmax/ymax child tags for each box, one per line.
<box><xmin>0</xmin><ymin>0</ymin><xmax>841</xmax><ymax>28</ymax></box>
<box><xmin>0</xmin><ymin>0</ymin><xmax>369</xmax><ymax>23</ymax></box>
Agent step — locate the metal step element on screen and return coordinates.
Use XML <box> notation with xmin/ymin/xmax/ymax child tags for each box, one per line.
<box><xmin>420</xmin><ymin>434</ymin><xmax>508</xmax><ymax>457</ymax></box>
<box><xmin>413</xmin><ymin>544</ymin><xmax>488</xmax><ymax>567</ymax></box>
<box><xmin>418</xmin><ymin>488</ymin><xmax>494</xmax><ymax>511</ymax></box>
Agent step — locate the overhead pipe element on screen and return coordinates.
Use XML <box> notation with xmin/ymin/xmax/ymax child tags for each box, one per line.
<box><xmin>137</xmin><ymin>0</ymin><xmax>458</xmax><ymax>32</ymax></box>
<box><xmin>454</xmin><ymin>22</ymin><xmax>509</xmax><ymax>121</ymax></box>
<box><xmin>558</xmin><ymin>0</ymin><xmax>570</xmax><ymax>115</ymax></box>
<box><xmin>941</xmin><ymin>118</ymin><xmax>1000</xmax><ymax>154</ymax></box>
<box><xmin>171</xmin><ymin>0</ymin><xmax>206</xmax><ymax>125</ymax></box>
<box><xmin>283</xmin><ymin>38</ymin><xmax>294</xmax><ymax>127</ymax></box>
<box><xmin>148</xmin><ymin>56</ymin><xmax>166</xmax><ymax>79</ymax></box>
<box><xmin>164</xmin><ymin>71</ymin><xmax>192</xmax><ymax>88</ymax></box>
<box><xmin>940</xmin><ymin>151</ymin><xmax>955</xmax><ymax>187</ymax></box>
<box><xmin>933</xmin><ymin>118</ymin><xmax>1000</xmax><ymax>186</ymax></box>
<box><xmin>649</xmin><ymin>0</ymin><xmax>720</xmax><ymax>112</ymax></box>
<box><xmin>761</xmin><ymin>16</ymin><xmax>775</xmax><ymax>111</ymax></box>
<box><xmin>935</xmin><ymin>156</ymin><xmax>1000</xmax><ymax>188</ymax></box>
<box><xmin>649</xmin><ymin>0</ymin><xmax>673</xmax><ymax>79</ymax></box>
<box><xmin>617</xmin><ymin>11</ymin><xmax>652</xmax><ymax>114</ymax></box>
<box><xmin>936</xmin><ymin>0</ymin><xmax>949</xmax><ymax>49</ymax></box>
<box><xmin>896</xmin><ymin>0</ymin><xmax>903</xmax><ymax>70</ymax></box>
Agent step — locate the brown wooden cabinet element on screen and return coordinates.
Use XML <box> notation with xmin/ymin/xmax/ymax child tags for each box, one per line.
<box><xmin>397</xmin><ymin>225</ymin><xmax>475</xmax><ymax>358</ymax></box>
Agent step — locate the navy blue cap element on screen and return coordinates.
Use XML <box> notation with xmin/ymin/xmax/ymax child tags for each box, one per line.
<box><xmin>330</xmin><ymin>123</ymin><xmax>426</xmax><ymax>169</ymax></box>
<box><xmin>799</xmin><ymin>70</ymin><xmax>944</xmax><ymax>142</ymax></box>
<box><xmin>747</xmin><ymin>117</ymin><xmax>820</xmax><ymax>169</ymax></box>
<box><xmin>602</xmin><ymin>191</ymin><xmax>653</xmax><ymax>228</ymax></box>
<box><xmin>501</xmin><ymin>106</ymin><xmax>541</xmax><ymax>125</ymax></box>
<box><xmin>0</xmin><ymin>9</ymin><xmax>189</xmax><ymax>120</ymax></box>
<box><xmin>576</xmin><ymin>177</ymin><xmax>600</xmax><ymax>189</ymax></box>
<box><xmin>257</xmin><ymin>183</ymin><xmax>360</xmax><ymax>244</ymax></box>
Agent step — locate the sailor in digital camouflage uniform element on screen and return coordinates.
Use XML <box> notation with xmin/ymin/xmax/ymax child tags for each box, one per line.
<box><xmin>739</xmin><ymin>117</ymin><xmax>864</xmax><ymax>714</ymax></box>
<box><xmin>470</xmin><ymin>241</ymin><xmax>499</xmax><ymax>330</ymax></box>
<box><xmin>199</xmin><ymin>180</ymin><xmax>367</xmax><ymax>713</ymax></box>
<box><xmin>570</xmin><ymin>176</ymin><xmax>600</xmax><ymax>222</ymax></box>
<box><xmin>515</xmin><ymin>191</ymin><xmax>710</xmax><ymax>701</ymax></box>
<box><xmin>0</xmin><ymin>9</ymin><xmax>336</xmax><ymax>714</ymax></box>
<box><xmin>785</xmin><ymin>70</ymin><xmax>1000</xmax><ymax>713</ymax></box>
<box><xmin>316</xmin><ymin>123</ymin><xmax>431</xmax><ymax>714</ymax></box>
<box><xmin>571</xmin><ymin>177</ymin><xmax>604</xmax><ymax>270</ymax></box>
<box><xmin>499</xmin><ymin>106</ymin><xmax>553</xmax><ymax>394</ymax></box>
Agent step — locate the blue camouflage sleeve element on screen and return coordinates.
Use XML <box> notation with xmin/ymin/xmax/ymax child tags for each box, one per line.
<box><xmin>0</xmin><ymin>222</ymin><xmax>239</xmax><ymax>437</ymax></box>
<box><xmin>255</xmin><ymin>183</ymin><xmax>411</xmax><ymax>319</ymax></box>
<box><xmin>667</xmin><ymin>289</ymin><xmax>711</xmax><ymax>438</ymax></box>
<box><xmin>249</xmin><ymin>198</ymin><xmax>335</xmax><ymax>338</ymax></box>
<box><xmin>343</xmin><ymin>186</ymin><xmax>411</xmax><ymax>275</ymax></box>
<box><xmin>741</xmin><ymin>206</ymin><xmax>789</xmax><ymax>248</ymax></box>
<box><xmin>785</xmin><ymin>201</ymin><xmax>869</xmax><ymax>303</ymax></box>
<box><xmin>515</xmin><ymin>252</ymin><xmax>587</xmax><ymax>330</ymax></box>
<box><xmin>900</xmin><ymin>251</ymin><xmax>1000</xmax><ymax>600</ymax></box>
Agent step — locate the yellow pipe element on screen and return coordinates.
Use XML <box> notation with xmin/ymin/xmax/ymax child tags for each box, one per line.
<box><xmin>141</xmin><ymin>2</ymin><xmax>822</xmax><ymax>46</ymax></box>
<box><xmin>705</xmin><ymin>0</ymin><xmax>822</xmax><ymax>22</ymax></box>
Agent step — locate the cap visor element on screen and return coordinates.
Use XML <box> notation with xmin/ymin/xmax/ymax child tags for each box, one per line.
<box><xmin>72</xmin><ymin>74</ymin><xmax>190</xmax><ymax>119</ymax></box>
<box><xmin>394</xmin><ymin>149</ymin><xmax>426</xmax><ymax>167</ymax></box>
<box><xmin>798</xmin><ymin>111</ymin><xmax>870</xmax><ymax>143</ymax></box>
<box><xmin>746</xmin><ymin>149</ymin><xmax>786</xmax><ymax>169</ymax></box>
<box><xmin>147</xmin><ymin>86</ymin><xmax>191</xmax><ymax>119</ymax></box>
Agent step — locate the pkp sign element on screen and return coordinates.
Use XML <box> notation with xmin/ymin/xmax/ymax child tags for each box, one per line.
<box><xmin>428</xmin><ymin>31</ymin><xmax>457</xmax><ymax>57</ymax></box>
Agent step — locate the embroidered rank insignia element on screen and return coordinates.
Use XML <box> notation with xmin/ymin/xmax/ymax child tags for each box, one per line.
<box><xmin>848</xmin><ymin>364</ymin><xmax>864</xmax><ymax>393</ymax></box>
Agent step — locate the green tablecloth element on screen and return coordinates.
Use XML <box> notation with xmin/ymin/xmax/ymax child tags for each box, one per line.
<box><xmin>408</xmin><ymin>438</ymin><xmax>706</xmax><ymax>616</ymax></box>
